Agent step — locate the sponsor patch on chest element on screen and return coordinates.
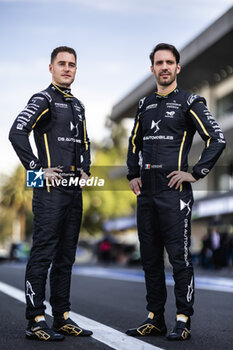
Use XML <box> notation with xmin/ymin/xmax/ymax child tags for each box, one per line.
<box><xmin>165</xmin><ymin>110</ymin><xmax>176</xmax><ymax>118</ymax></box>
<box><xmin>55</xmin><ymin>102</ymin><xmax>68</xmax><ymax>108</ymax></box>
<box><xmin>166</xmin><ymin>101</ymin><xmax>181</xmax><ymax>109</ymax></box>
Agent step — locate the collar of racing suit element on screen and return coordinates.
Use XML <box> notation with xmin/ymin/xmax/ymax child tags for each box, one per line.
<box><xmin>155</xmin><ymin>86</ymin><xmax>180</xmax><ymax>99</ymax></box>
<box><xmin>50</xmin><ymin>83</ymin><xmax>74</xmax><ymax>101</ymax></box>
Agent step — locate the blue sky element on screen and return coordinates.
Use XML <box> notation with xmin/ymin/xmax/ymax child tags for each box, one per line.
<box><xmin>1</xmin><ymin>0</ymin><xmax>233</xmax><ymax>175</ymax></box>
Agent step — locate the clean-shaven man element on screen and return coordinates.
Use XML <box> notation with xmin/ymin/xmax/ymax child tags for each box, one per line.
<box><xmin>9</xmin><ymin>46</ymin><xmax>92</xmax><ymax>341</ymax></box>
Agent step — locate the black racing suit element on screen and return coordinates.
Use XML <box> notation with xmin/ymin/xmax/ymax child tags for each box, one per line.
<box><xmin>9</xmin><ymin>83</ymin><xmax>90</xmax><ymax>319</ymax></box>
<box><xmin>127</xmin><ymin>87</ymin><xmax>226</xmax><ymax>316</ymax></box>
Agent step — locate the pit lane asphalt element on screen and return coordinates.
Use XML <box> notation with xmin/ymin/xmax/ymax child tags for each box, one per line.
<box><xmin>0</xmin><ymin>263</ymin><xmax>233</xmax><ymax>350</ymax></box>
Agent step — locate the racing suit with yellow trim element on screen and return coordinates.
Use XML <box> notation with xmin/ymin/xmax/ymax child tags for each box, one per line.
<box><xmin>127</xmin><ymin>87</ymin><xmax>226</xmax><ymax>316</ymax></box>
<box><xmin>9</xmin><ymin>83</ymin><xmax>91</xmax><ymax>319</ymax></box>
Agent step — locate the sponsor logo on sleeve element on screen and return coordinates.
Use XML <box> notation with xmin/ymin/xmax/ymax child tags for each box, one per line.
<box><xmin>201</xmin><ymin>168</ymin><xmax>209</xmax><ymax>175</ymax></box>
<box><xmin>16</xmin><ymin>123</ymin><xmax>24</xmax><ymax>130</ymax></box>
<box><xmin>40</xmin><ymin>91</ymin><xmax>52</xmax><ymax>102</ymax></box>
<box><xmin>187</xmin><ymin>94</ymin><xmax>198</xmax><ymax>106</ymax></box>
<box><xmin>74</xmin><ymin>103</ymin><xmax>81</xmax><ymax>112</ymax></box>
<box><xmin>29</xmin><ymin>160</ymin><xmax>37</xmax><ymax>169</ymax></box>
<box><xmin>139</xmin><ymin>97</ymin><xmax>146</xmax><ymax>109</ymax></box>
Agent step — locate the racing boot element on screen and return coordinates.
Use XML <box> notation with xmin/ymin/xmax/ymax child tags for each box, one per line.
<box><xmin>26</xmin><ymin>315</ymin><xmax>64</xmax><ymax>341</ymax></box>
<box><xmin>52</xmin><ymin>311</ymin><xmax>93</xmax><ymax>336</ymax></box>
<box><xmin>167</xmin><ymin>314</ymin><xmax>191</xmax><ymax>340</ymax></box>
<box><xmin>126</xmin><ymin>312</ymin><xmax>167</xmax><ymax>336</ymax></box>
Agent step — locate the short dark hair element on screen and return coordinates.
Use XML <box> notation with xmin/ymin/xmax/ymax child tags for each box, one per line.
<box><xmin>50</xmin><ymin>46</ymin><xmax>77</xmax><ymax>63</ymax></box>
<box><xmin>149</xmin><ymin>43</ymin><xmax>180</xmax><ymax>65</ymax></box>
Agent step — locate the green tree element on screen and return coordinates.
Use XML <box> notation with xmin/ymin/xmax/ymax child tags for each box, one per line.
<box><xmin>1</xmin><ymin>165</ymin><xmax>32</xmax><ymax>241</ymax></box>
<box><xmin>0</xmin><ymin>119</ymin><xmax>136</xmax><ymax>239</ymax></box>
<box><xmin>82</xmin><ymin>118</ymin><xmax>137</xmax><ymax>234</ymax></box>
<box><xmin>0</xmin><ymin>208</ymin><xmax>15</xmax><ymax>243</ymax></box>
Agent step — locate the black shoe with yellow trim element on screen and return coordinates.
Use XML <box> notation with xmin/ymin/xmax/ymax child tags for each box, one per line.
<box><xmin>167</xmin><ymin>314</ymin><xmax>191</xmax><ymax>341</ymax></box>
<box><xmin>52</xmin><ymin>312</ymin><xmax>93</xmax><ymax>336</ymax></box>
<box><xmin>26</xmin><ymin>316</ymin><xmax>64</xmax><ymax>341</ymax></box>
<box><xmin>126</xmin><ymin>312</ymin><xmax>167</xmax><ymax>337</ymax></box>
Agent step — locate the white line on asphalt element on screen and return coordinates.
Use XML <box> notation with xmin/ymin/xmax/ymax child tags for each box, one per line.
<box><xmin>73</xmin><ymin>266</ymin><xmax>233</xmax><ymax>293</ymax></box>
<box><xmin>0</xmin><ymin>280</ymin><xmax>164</xmax><ymax>350</ymax></box>
<box><xmin>8</xmin><ymin>264</ymin><xmax>233</xmax><ymax>293</ymax></box>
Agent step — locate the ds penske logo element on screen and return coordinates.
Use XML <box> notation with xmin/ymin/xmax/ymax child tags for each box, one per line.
<box><xmin>70</xmin><ymin>121</ymin><xmax>79</xmax><ymax>137</ymax></box>
<box><xmin>180</xmin><ymin>199</ymin><xmax>191</xmax><ymax>216</ymax></box>
<box><xmin>151</xmin><ymin>120</ymin><xmax>161</xmax><ymax>133</ymax></box>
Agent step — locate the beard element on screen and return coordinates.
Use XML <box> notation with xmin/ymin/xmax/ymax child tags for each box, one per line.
<box><xmin>156</xmin><ymin>71</ymin><xmax>176</xmax><ymax>86</ymax></box>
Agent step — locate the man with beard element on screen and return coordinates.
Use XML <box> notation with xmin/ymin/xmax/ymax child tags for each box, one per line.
<box><xmin>9</xmin><ymin>46</ymin><xmax>92</xmax><ymax>341</ymax></box>
<box><xmin>126</xmin><ymin>43</ymin><xmax>226</xmax><ymax>341</ymax></box>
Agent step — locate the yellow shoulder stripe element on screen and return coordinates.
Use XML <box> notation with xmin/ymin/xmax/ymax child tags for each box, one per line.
<box><xmin>190</xmin><ymin>109</ymin><xmax>211</xmax><ymax>148</ymax></box>
<box><xmin>32</xmin><ymin>108</ymin><xmax>49</xmax><ymax>129</ymax></box>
